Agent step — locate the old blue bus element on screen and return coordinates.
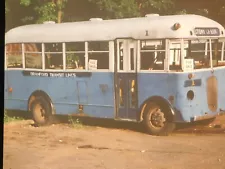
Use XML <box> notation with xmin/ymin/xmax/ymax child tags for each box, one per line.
<box><xmin>5</xmin><ymin>14</ymin><xmax>225</xmax><ymax>135</ymax></box>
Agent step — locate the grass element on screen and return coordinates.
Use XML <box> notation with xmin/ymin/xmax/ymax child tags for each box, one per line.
<box><xmin>4</xmin><ymin>110</ymin><xmax>24</xmax><ymax>123</ymax></box>
<box><xmin>68</xmin><ymin>115</ymin><xmax>84</xmax><ymax>129</ymax></box>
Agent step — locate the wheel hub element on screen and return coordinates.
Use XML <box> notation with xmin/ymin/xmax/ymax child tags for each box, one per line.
<box><xmin>150</xmin><ymin>108</ymin><xmax>166</xmax><ymax>128</ymax></box>
<box><xmin>35</xmin><ymin>103</ymin><xmax>45</xmax><ymax>118</ymax></box>
<box><xmin>40</xmin><ymin>108</ymin><xmax>45</xmax><ymax>117</ymax></box>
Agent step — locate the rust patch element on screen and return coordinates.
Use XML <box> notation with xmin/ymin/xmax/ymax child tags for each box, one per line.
<box><xmin>70</xmin><ymin>112</ymin><xmax>89</xmax><ymax>117</ymax></box>
<box><xmin>207</xmin><ymin>76</ymin><xmax>218</xmax><ymax>112</ymax></box>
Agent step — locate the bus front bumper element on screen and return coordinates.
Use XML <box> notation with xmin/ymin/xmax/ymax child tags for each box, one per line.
<box><xmin>191</xmin><ymin>110</ymin><xmax>225</xmax><ymax>122</ymax></box>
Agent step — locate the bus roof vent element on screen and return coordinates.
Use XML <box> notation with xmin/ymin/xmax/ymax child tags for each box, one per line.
<box><xmin>89</xmin><ymin>18</ymin><xmax>103</xmax><ymax>21</ymax></box>
<box><xmin>145</xmin><ymin>14</ymin><xmax>160</xmax><ymax>17</ymax></box>
<box><xmin>43</xmin><ymin>21</ymin><xmax>56</xmax><ymax>24</ymax></box>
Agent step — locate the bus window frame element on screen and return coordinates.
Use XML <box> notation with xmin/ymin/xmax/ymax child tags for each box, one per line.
<box><xmin>65</xmin><ymin>42</ymin><xmax>86</xmax><ymax>71</ymax></box>
<box><xmin>5</xmin><ymin>41</ymin><xmax>114</xmax><ymax>72</ymax></box>
<box><xmin>182</xmin><ymin>38</ymin><xmax>225</xmax><ymax>71</ymax></box>
<box><xmin>168</xmin><ymin>39</ymin><xmax>184</xmax><ymax>72</ymax></box>
<box><xmin>218</xmin><ymin>38</ymin><xmax>225</xmax><ymax>65</ymax></box>
<box><xmin>138</xmin><ymin>39</ymin><xmax>167</xmax><ymax>72</ymax></box>
<box><xmin>24</xmin><ymin>43</ymin><xmax>43</xmax><ymax>70</ymax></box>
<box><xmin>6</xmin><ymin>43</ymin><xmax>23</xmax><ymax>70</ymax></box>
<box><xmin>44</xmin><ymin>42</ymin><xmax>64</xmax><ymax>70</ymax></box>
<box><xmin>87</xmin><ymin>41</ymin><xmax>110</xmax><ymax>71</ymax></box>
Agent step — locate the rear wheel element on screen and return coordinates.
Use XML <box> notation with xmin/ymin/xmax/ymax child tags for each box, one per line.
<box><xmin>31</xmin><ymin>97</ymin><xmax>53</xmax><ymax>126</ymax></box>
<box><xmin>143</xmin><ymin>102</ymin><xmax>175</xmax><ymax>136</ymax></box>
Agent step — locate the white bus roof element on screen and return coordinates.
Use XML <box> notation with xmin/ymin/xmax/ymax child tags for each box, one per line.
<box><xmin>5</xmin><ymin>14</ymin><xmax>225</xmax><ymax>44</ymax></box>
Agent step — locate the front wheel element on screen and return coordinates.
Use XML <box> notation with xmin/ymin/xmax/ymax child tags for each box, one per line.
<box><xmin>31</xmin><ymin>97</ymin><xmax>53</xmax><ymax>126</ymax></box>
<box><xmin>143</xmin><ymin>102</ymin><xmax>175</xmax><ymax>136</ymax></box>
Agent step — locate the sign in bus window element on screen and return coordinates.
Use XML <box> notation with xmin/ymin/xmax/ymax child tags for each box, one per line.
<box><xmin>88</xmin><ymin>59</ymin><xmax>97</xmax><ymax>70</ymax></box>
<box><xmin>45</xmin><ymin>43</ymin><xmax>63</xmax><ymax>69</ymax></box>
<box><xmin>88</xmin><ymin>41</ymin><xmax>109</xmax><ymax>70</ymax></box>
<box><xmin>66</xmin><ymin>42</ymin><xmax>85</xmax><ymax>69</ymax></box>
<box><xmin>24</xmin><ymin>43</ymin><xmax>42</xmax><ymax>69</ymax></box>
<box><xmin>6</xmin><ymin>43</ymin><xmax>23</xmax><ymax>68</ymax></box>
<box><xmin>183</xmin><ymin>59</ymin><xmax>194</xmax><ymax>71</ymax></box>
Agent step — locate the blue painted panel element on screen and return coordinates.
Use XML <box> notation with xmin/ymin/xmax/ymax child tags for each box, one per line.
<box><xmin>77</xmin><ymin>81</ymin><xmax>88</xmax><ymax>104</ymax></box>
<box><xmin>137</xmin><ymin>68</ymin><xmax>225</xmax><ymax>122</ymax></box>
<box><xmin>5</xmin><ymin>99</ymin><xmax>27</xmax><ymax>110</ymax></box>
<box><xmin>214</xmin><ymin>68</ymin><xmax>225</xmax><ymax>111</ymax></box>
<box><xmin>4</xmin><ymin>70</ymin><xmax>115</xmax><ymax>118</ymax></box>
<box><xmin>5</xmin><ymin>68</ymin><xmax>225</xmax><ymax>123</ymax></box>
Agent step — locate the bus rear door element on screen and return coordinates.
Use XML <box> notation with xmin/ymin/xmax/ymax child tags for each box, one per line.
<box><xmin>114</xmin><ymin>39</ymin><xmax>138</xmax><ymax>120</ymax></box>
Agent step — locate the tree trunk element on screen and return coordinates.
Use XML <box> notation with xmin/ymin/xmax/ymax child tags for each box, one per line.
<box><xmin>57</xmin><ymin>0</ymin><xmax>63</xmax><ymax>23</ymax></box>
<box><xmin>58</xmin><ymin>10</ymin><xmax>62</xmax><ymax>23</ymax></box>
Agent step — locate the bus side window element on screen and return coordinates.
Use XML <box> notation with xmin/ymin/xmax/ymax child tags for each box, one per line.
<box><xmin>88</xmin><ymin>41</ymin><xmax>109</xmax><ymax>70</ymax></box>
<box><xmin>6</xmin><ymin>43</ymin><xmax>23</xmax><ymax>68</ymax></box>
<box><xmin>169</xmin><ymin>47</ymin><xmax>182</xmax><ymax>71</ymax></box>
<box><xmin>186</xmin><ymin>40</ymin><xmax>210</xmax><ymax>69</ymax></box>
<box><xmin>45</xmin><ymin>43</ymin><xmax>63</xmax><ymax>69</ymax></box>
<box><xmin>65</xmin><ymin>42</ymin><xmax>85</xmax><ymax>69</ymax></box>
<box><xmin>218</xmin><ymin>41</ymin><xmax>225</xmax><ymax>66</ymax></box>
<box><xmin>24</xmin><ymin>43</ymin><xmax>42</xmax><ymax>69</ymax></box>
<box><xmin>140</xmin><ymin>40</ymin><xmax>165</xmax><ymax>70</ymax></box>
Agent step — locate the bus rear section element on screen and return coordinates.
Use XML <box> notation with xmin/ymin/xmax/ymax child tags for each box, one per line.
<box><xmin>138</xmin><ymin>37</ymin><xmax>225</xmax><ymax>135</ymax></box>
<box><xmin>168</xmin><ymin>69</ymin><xmax>225</xmax><ymax>123</ymax></box>
<box><xmin>172</xmin><ymin>38</ymin><xmax>225</xmax><ymax>122</ymax></box>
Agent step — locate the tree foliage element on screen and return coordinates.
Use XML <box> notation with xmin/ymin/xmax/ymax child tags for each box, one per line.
<box><xmin>88</xmin><ymin>0</ymin><xmax>175</xmax><ymax>18</ymax></box>
<box><xmin>20</xmin><ymin>0</ymin><xmax>67</xmax><ymax>23</ymax></box>
<box><xmin>5</xmin><ymin>0</ymin><xmax>225</xmax><ymax>32</ymax></box>
<box><xmin>137</xmin><ymin>0</ymin><xmax>175</xmax><ymax>15</ymax></box>
<box><xmin>88</xmin><ymin>0</ymin><xmax>140</xmax><ymax>19</ymax></box>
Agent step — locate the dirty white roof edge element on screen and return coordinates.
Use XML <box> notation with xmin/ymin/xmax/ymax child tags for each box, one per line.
<box><xmin>5</xmin><ymin>14</ymin><xmax>225</xmax><ymax>44</ymax></box>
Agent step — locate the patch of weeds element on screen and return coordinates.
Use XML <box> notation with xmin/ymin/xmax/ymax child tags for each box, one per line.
<box><xmin>68</xmin><ymin>115</ymin><xmax>84</xmax><ymax>129</ymax></box>
<box><xmin>4</xmin><ymin>110</ymin><xmax>24</xmax><ymax>123</ymax></box>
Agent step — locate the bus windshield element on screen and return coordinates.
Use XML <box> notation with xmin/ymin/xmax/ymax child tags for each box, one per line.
<box><xmin>183</xmin><ymin>39</ymin><xmax>225</xmax><ymax>70</ymax></box>
<box><xmin>169</xmin><ymin>38</ymin><xmax>225</xmax><ymax>71</ymax></box>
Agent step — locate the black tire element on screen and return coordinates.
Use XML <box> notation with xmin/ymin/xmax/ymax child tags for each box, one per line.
<box><xmin>143</xmin><ymin>102</ymin><xmax>175</xmax><ymax>136</ymax></box>
<box><xmin>31</xmin><ymin>97</ymin><xmax>53</xmax><ymax>126</ymax></box>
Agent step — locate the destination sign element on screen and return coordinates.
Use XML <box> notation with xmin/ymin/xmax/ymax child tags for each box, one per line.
<box><xmin>194</xmin><ymin>27</ymin><xmax>220</xmax><ymax>36</ymax></box>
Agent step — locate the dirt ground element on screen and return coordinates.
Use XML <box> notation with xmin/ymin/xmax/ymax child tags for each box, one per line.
<box><xmin>3</xmin><ymin>115</ymin><xmax>225</xmax><ymax>169</ymax></box>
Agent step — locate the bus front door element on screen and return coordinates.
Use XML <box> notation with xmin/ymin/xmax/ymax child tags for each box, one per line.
<box><xmin>115</xmin><ymin>39</ymin><xmax>138</xmax><ymax>120</ymax></box>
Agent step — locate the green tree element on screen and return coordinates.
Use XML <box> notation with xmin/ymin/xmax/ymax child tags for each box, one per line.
<box><xmin>175</xmin><ymin>0</ymin><xmax>225</xmax><ymax>25</ymax></box>
<box><xmin>88</xmin><ymin>0</ymin><xmax>140</xmax><ymax>19</ymax></box>
<box><xmin>88</xmin><ymin>0</ymin><xmax>176</xmax><ymax>19</ymax></box>
<box><xmin>137</xmin><ymin>0</ymin><xmax>175</xmax><ymax>15</ymax></box>
<box><xmin>5</xmin><ymin>0</ymin><xmax>10</xmax><ymax>14</ymax></box>
<box><xmin>20</xmin><ymin>0</ymin><xmax>68</xmax><ymax>23</ymax></box>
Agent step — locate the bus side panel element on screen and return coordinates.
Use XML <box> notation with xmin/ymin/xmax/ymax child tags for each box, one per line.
<box><xmin>52</xmin><ymin>72</ymin><xmax>115</xmax><ymax>118</ymax></box>
<box><xmin>4</xmin><ymin>70</ymin><xmax>28</xmax><ymax>111</ymax></box>
<box><xmin>214</xmin><ymin>68</ymin><xmax>225</xmax><ymax>112</ymax></box>
<box><xmin>167</xmin><ymin>73</ymin><xmax>209</xmax><ymax>122</ymax></box>
<box><xmin>137</xmin><ymin>70</ymin><xmax>225</xmax><ymax>123</ymax></box>
<box><xmin>137</xmin><ymin>73</ymin><xmax>185</xmax><ymax>122</ymax></box>
<box><xmin>4</xmin><ymin>70</ymin><xmax>115</xmax><ymax>119</ymax></box>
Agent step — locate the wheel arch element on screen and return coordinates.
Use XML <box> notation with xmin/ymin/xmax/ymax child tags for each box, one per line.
<box><xmin>138</xmin><ymin>96</ymin><xmax>176</xmax><ymax>122</ymax></box>
<box><xmin>27</xmin><ymin>90</ymin><xmax>55</xmax><ymax>114</ymax></box>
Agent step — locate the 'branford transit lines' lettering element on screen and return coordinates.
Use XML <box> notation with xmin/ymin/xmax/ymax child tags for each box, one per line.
<box><xmin>49</xmin><ymin>73</ymin><xmax>64</xmax><ymax>77</ymax></box>
<box><xmin>65</xmin><ymin>73</ymin><xmax>76</xmax><ymax>77</ymax></box>
<box><xmin>23</xmin><ymin>71</ymin><xmax>80</xmax><ymax>78</ymax></box>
